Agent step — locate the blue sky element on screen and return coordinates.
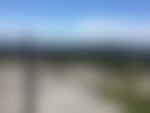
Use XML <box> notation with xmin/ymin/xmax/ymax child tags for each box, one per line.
<box><xmin>0</xmin><ymin>0</ymin><xmax>150</xmax><ymax>46</ymax></box>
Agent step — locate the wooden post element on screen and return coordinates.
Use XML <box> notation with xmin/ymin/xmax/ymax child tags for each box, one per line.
<box><xmin>21</xmin><ymin>37</ymin><xmax>37</xmax><ymax>113</ymax></box>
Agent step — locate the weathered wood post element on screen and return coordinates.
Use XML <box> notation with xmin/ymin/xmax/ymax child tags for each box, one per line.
<box><xmin>20</xmin><ymin>36</ymin><xmax>37</xmax><ymax>113</ymax></box>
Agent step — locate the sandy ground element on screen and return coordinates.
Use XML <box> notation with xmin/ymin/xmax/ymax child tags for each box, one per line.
<box><xmin>0</xmin><ymin>59</ymin><xmax>125</xmax><ymax>113</ymax></box>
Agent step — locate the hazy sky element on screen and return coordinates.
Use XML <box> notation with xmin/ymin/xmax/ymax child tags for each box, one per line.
<box><xmin>0</xmin><ymin>0</ymin><xmax>150</xmax><ymax>46</ymax></box>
